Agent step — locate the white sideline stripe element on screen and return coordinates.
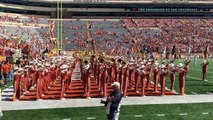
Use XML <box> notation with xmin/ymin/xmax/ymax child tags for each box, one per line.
<box><xmin>134</xmin><ymin>115</ymin><xmax>143</xmax><ymax>117</ymax></box>
<box><xmin>190</xmin><ymin>68</ymin><xmax>213</xmax><ymax>74</ymax></box>
<box><xmin>187</xmin><ymin>76</ymin><xmax>213</xmax><ymax>84</ymax></box>
<box><xmin>87</xmin><ymin>117</ymin><xmax>96</xmax><ymax>120</ymax></box>
<box><xmin>191</xmin><ymin>92</ymin><xmax>197</xmax><ymax>95</ymax></box>
<box><xmin>157</xmin><ymin>114</ymin><xmax>165</xmax><ymax>116</ymax></box>
<box><xmin>179</xmin><ymin>113</ymin><xmax>188</xmax><ymax>116</ymax></box>
<box><xmin>63</xmin><ymin>119</ymin><xmax>71</xmax><ymax>120</ymax></box>
<box><xmin>202</xmin><ymin>112</ymin><xmax>209</xmax><ymax>115</ymax></box>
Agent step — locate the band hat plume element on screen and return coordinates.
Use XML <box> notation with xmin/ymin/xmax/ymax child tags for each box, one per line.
<box><xmin>18</xmin><ymin>68</ymin><xmax>24</xmax><ymax>72</ymax></box>
<box><xmin>169</xmin><ymin>63</ymin><xmax>175</xmax><ymax>68</ymax></box>
<box><xmin>177</xmin><ymin>63</ymin><xmax>184</xmax><ymax>68</ymax></box>
<box><xmin>14</xmin><ymin>67</ymin><xmax>19</xmax><ymax>71</ymax></box>
<box><xmin>24</xmin><ymin>65</ymin><xmax>29</xmax><ymax>68</ymax></box>
<box><xmin>203</xmin><ymin>60</ymin><xmax>207</xmax><ymax>64</ymax></box>
<box><xmin>140</xmin><ymin>65</ymin><xmax>146</xmax><ymax>69</ymax></box>
<box><xmin>159</xmin><ymin>64</ymin><xmax>166</xmax><ymax>69</ymax></box>
<box><xmin>60</xmin><ymin>64</ymin><xmax>68</xmax><ymax>69</ymax></box>
<box><xmin>129</xmin><ymin>57</ymin><xmax>134</xmax><ymax>62</ymax></box>
<box><xmin>154</xmin><ymin>62</ymin><xmax>159</xmax><ymax>67</ymax></box>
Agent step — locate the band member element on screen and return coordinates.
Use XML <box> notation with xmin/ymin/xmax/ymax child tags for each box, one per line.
<box><xmin>13</xmin><ymin>67</ymin><xmax>20</xmax><ymax>101</ymax></box>
<box><xmin>24</xmin><ymin>65</ymin><xmax>30</xmax><ymax>92</ymax></box>
<box><xmin>184</xmin><ymin>58</ymin><xmax>191</xmax><ymax>77</ymax></box>
<box><xmin>100</xmin><ymin>64</ymin><xmax>108</xmax><ymax>97</ymax></box>
<box><xmin>60</xmin><ymin>64</ymin><xmax>69</xmax><ymax>99</ymax></box>
<box><xmin>159</xmin><ymin>64</ymin><xmax>167</xmax><ymax>96</ymax></box>
<box><xmin>168</xmin><ymin>63</ymin><xmax>176</xmax><ymax>91</ymax></box>
<box><xmin>110</xmin><ymin>59</ymin><xmax>116</xmax><ymax>84</ymax></box>
<box><xmin>50</xmin><ymin>62</ymin><xmax>56</xmax><ymax>84</ymax></box>
<box><xmin>145</xmin><ymin>62</ymin><xmax>152</xmax><ymax>89</ymax></box>
<box><xmin>140</xmin><ymin>65</ymin><xmax>146</xmax><ymax>96</ymax></box>
<box><xmin>177</xmin><ymin>63</ymin><xmax>186</xmax><ymax>96</ymax></box>
<box><xmin>153</xmin><ymin>62</ymin><xmax>159</xmax><ymax>92</ymax></box>
<box><xmin>123</xmin><ymin>64</ymin><xmax>129</xmax><ymax>97</ymax></box>
<box><xmin>82</xmin><ymin>64</ymin><xmax>91</xmax><ymax>98</ymax></box>
<box><xmin>134</xmin><ymin>65</ymin><xmax>141</xmax><ymax>93</ymax></box>
<box><xmin>29</xmin><ymin>62</ymin><xmax>36</xmax><ymax>88</ymax></box>
<box><xmin>36</xmin><ymin>63</ymin><xmax>44</xmax><ymax>100</ymax></box>
<box><xmin>128</xmin><ymin>62</ymin><xmax>135</xmax><ymax>89</ymax></box>
<box><xmin>201</xmin><ymin>59</ymin><xmax>209</xmax><ymax>81</ymax></box>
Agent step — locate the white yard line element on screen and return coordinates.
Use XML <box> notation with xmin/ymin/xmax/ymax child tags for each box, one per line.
<box><xmin>63</xmin><ymin>119</ymin><xmax>71</xmax><ymax>120</ymax></box>
<box><xmin>87</xmin><ymin>117</ymin><xmax>96</xmax><ymax>120</ymax></box>
<box><xmin>190</xmin><ymin>68</ymin><xmax>213</xmax><ymax>74</ymax></box>
<box><xmin>134</xmin><ymin>115</ymin><xmax>143</xmax><ymax>117</ymax></box>
<box><xmin>202</xmin><ymin>112</ymin><xmax>209</xmax><ymax>115</ymax></box>
<box><xmin>187</xmin><ymin>76</ymin><xmax>213</xmax><ymax>84</ymax></box>
<box><xmin>179</xmin><ymin>113</ymin><xmax>188</xmax><ymax>116</ymax></box>
<box><xmin>157</xmin><ymin>114</ymin><xmax>165</xmax><ymax>116</ymax></box>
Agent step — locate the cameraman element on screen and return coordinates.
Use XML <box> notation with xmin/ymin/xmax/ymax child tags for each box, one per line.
<box><xmin>101</xmin><ymin>82</ymin><xmax>123</xmax><ymax>120</ymax></box>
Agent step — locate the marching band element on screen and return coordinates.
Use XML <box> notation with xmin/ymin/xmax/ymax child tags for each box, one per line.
<box><xmin>10</xmin><ymin>50</ymin><xmax>210</xmax><ymax>101</ymax></box>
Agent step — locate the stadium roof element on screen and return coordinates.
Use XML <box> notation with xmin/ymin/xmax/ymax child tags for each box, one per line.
<box><xmin>26</xmin><ymin>0</ymin><xmax>213</xmax><ymax>4</ymax></box>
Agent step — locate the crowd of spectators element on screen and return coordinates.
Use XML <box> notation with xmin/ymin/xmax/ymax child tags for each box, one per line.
<box><xmin>57</xmin><ymin>18</ymin><xmax>212</xmax><ymax>57</ymax></box>
<box><xmin>0</xmin><ymin>13</ymin><xmax>212</xmax><ymax>57</ymax></box>
<box><xmin>0</xmin><ymin>13</ymin><xmax>55</xmax><ymax>57</ymax></box>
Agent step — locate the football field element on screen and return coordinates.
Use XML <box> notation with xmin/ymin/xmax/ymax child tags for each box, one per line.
<box><xmin>167</xmin><ymin>58</ymin><xmax>213</xmax><ymax>95</ymax></box>
<box><xmin>1</xmin><ymin>103</ymin><xmax>213</xmax><ymax>120</ymax></box>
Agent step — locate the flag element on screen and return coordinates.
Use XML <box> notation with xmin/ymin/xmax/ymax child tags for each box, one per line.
<box><xmin>21</xmin><ymin>45</ymin><xmax>30</xmax><ymax>55</ymax></box>
<box><xmin>188</xmin><ymin>45</ymin><xmax>191</xmax><ymax>54</ymax></box>
<box><xmin>172</xmin><ymin>45</ymin><xmax>176</xmax><ymax>55</ymax></box>
<box><xmin>204</xmin><ymin>43</ymin><xmax>209</xmax><ymax>59</ymax></box>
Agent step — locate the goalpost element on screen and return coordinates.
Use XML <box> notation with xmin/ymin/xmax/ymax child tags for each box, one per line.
<box><xmin>57</xmin><ymin>0</ymin><xmax>63</xmax><ymax>55</ymax></box>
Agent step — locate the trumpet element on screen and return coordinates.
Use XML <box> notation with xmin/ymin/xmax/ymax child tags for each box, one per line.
<box><xmin>117</xmin><ymin>58</ymin><xmax>122</xmax><ymax>64</ymax></box>
<box><xmin>122</xmin><ymin>61</ymin><xmax>126</xmax><ymax>66</ymax></box>
<box><xmin>81</xmin><ymin>57</ymin><xmax>90</xmax><ymax>65</ymax></box>
<box><xmin>110</xmin><ymin>58</ymin><xmax>116</xmax><ymax>63</ymax></box>
<box><xmin>98</xmin><ymin>57</ymin><xmax>105</xmax><ymax>63</ymax></box>
<box><xmin>84</xmin><ymin>59</ymin><xmax>89</xmax><ymax>65</ymax></box>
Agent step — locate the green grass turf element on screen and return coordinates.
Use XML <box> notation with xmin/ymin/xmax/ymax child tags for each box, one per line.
<box><xmin>1</xmin><ymin>103</ymin><xmax>213</xmax><ymax>120</ymax></box>
<box><xmin>164</xmin><ymin>59</ymin><xmax>213</xmax><ymax>95</ymax></box>
<box><xmin>2</xmin><ymin>81</ymin><xmax>13</xmax><ymax>90</ymax></box>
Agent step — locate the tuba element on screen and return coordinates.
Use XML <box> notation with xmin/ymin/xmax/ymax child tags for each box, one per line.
<box><xmin>117</xmin><ymin>58</ymin><xmax>122</xmax><ymax>64</ymax></box>
<box><xmin>98</xmin><ymin>57</ymin><xmax>105</xmax><ymax>64</ymax></box>
<box><xmin>82</xmin><ymin>57</ymin><xmax>90</xmax><ymax>65</ymax></box>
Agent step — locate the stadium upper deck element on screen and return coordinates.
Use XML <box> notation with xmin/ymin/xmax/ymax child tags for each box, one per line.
<box><xmin>0</xmin><ymin>0</ymin><xmax>213</xmax><ymax>17</ymax></box>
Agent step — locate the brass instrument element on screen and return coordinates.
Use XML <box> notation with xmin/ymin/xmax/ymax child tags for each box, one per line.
<box><xmin>98</xmin><ymin>57</ymin><xmax>105</xmax><ymax>63</ymax></box>
<box><xmin>122</xmin><ymin>61</ymin><xmax>126</xmax><ymax>66</ymax></box>
<box><xmin>83</xmin><ymin>58</ymin><xmax>90</xmax><ymax>65</ymax></box>
<box><xmin>117</xmin><ymin>58</ymin><xmax>122</xmax><ymax>64</ymax></box>
<box><xmin>110</xmin><ymin>58</ymin><xmax>116</xmax><ymax>63</ymax></box>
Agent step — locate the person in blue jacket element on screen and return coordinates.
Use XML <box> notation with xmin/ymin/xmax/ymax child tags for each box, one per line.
<box><xmin>101</xmin><ymin>82</ymin><xmax>123</xmax><ymax>120</ymax></box>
